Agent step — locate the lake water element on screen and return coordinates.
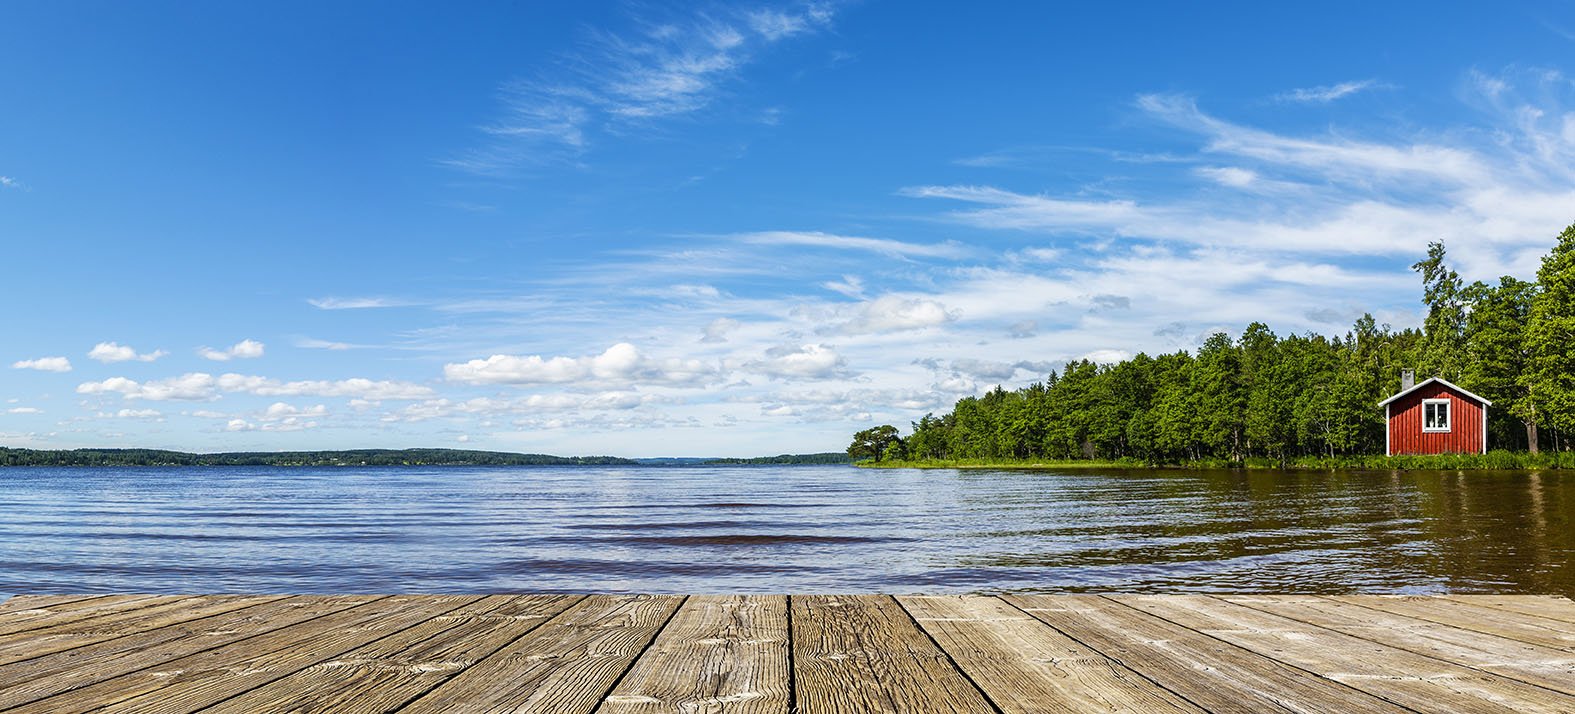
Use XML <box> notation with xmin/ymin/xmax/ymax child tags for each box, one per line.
<box><xmin>0</xmin><ymin>465</ymin><xmax>1570</xmax><ymax>596</ymax></box>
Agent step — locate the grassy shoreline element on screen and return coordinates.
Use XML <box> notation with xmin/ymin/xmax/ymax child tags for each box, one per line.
<box><xmin>859</xmin><ymin>450</ymin><xmax>1575</xmax><ymax>471</ymax></box>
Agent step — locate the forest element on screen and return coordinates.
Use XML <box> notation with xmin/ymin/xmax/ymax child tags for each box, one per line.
<box><xmin>849</xmin><ymin>222</ymin><xmax>1575</xmax><ymax>466</ymax></box>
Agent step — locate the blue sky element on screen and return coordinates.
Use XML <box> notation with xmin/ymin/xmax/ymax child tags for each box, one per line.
<box><xmin>3</xmin><ymin>1</ymin><xmax>1575</xmax><ymax>457</ymax></box>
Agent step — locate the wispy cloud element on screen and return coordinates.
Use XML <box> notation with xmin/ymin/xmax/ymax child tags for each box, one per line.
<box><xmin>1274</xmin><ymin>79</ymin><xmax>1386</xmax><ymax>103</ymax></box>
<box><xmin>12</xmin><ymin>357</ymin><xmax>71</xmax><ymax>372</ymax></box>
<box><xmin>198</xmin><ymin>339</ymin><xmax>265</xmax><ymax>362</ymax></box>
<box><xmin>294</xmin><ymin>337</ymin><xmax>358</xmax><ymax>351</ymax></box>
<box><xmin>88</xmin><ymin>342</ymin><xmax>166</xmax><ymax>363</ymax></box>
<box><xmin>0</xmin><ymin>176</ymin><xmax>22</xmax><ymax>190</ymax></box>
<box><xmin>737</xmin><ymin>230</ymin><xmax>968</xmax><ymax>259</ymax></box>
<box><xmin>450</xmin><ymin>2</ymin><xmax>836</xmax><ymax>173</ymax></box>
<box><xmin>307</xmin><ymin>297</ymin><xmax>407</xmax><ymax>310</ymax></box>
<box><xmin>78</xmin><ymin>372</ymin><xmax>434</xmax><ymax>402</ymax></box>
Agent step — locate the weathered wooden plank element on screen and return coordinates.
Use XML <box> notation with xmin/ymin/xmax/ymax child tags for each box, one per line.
<box><xmin>0</xmin><ymin>594</ymin><xmax>104</xmax><ymax>614</ymax></box>
<box><xmin>0</xmin><ymin>595</ymin><xmax>173</xmax><ymax>637</ymax></box>
<box><xmin>1327</xmin><ymin>595</ymin><xmax>1575</xmax><ymax>651</ymax></box>
<box><xmin>7</xmin><ymin>595</ymin><xmax>476</xmax><ymax>714</ymax></box>
<box><xmin>200</xmin><ymin>594</ymin><xmax>582</xmax><ymax>714</ymax></box>
<box><xmin>598</xmin><ymin>595</ymin><xmax>791</xmax><ymax>714</ymax></box>
<box><xmin>1004</xmin><ymin>595</ymin><xmax>1408</xmax><ymax>714</ymax></box>
<box><xmin>0</xmin><ymin>595</ymin><xmax>280</xmax><ymax>666</ymax></box>
<box><xmin>901</xmin><ymin>595</ymin><xmax>1201</xmax><ymax>714</ymax></box>
<box><xmin>0</xmin><ymin>595</ymin><xmax>377</xmax><ymax>710</ymax></box>
<box><xmin>1220</xmin><ymin>595</ymin><xmax>1575</xmax><ymax>696</ymax></box>
<box><xmin>399</xmin><ymin>594</ymin><xmax>685</xmax><ymax>714</ymax></box>
<box><xmin>1438</xmin><ymin>596</ymin><xmax>1575</xmax><ymax>626</ymax></box>
<box><xmin>792</xmin><ymin>594</ymin><xmax>996</xmax><ymax>714</ymax></box>
<box><xmin>1111</xmin><ymin>594</ymin><xmax>1575</xmax><ymax>714</ymax></box>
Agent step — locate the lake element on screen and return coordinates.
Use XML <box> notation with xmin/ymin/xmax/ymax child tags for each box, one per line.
<box><xmin>0</xmin><ymin>465</ymin><xmax>1570</xmax><ymax>596</ymax></box>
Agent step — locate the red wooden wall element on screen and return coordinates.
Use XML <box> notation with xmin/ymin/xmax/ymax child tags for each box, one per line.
<box><xmin>1387</xmin><ymin>381</ymin><xmax>1486</xmax><ymax>455</ymax></box>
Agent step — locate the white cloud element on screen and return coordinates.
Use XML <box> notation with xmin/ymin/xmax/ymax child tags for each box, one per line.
<box><xmin>444</xmin><ymin>343</ymin><xmax>717</xmax><ymax>386</ymax></box>
<box><xmin>1195</xmin><ymin>166</ymin><xmax>1258</xmax><ymax>187</ymax></box>
<box><xmin>199</xmin><ymin>340</ymin><xmax>266</xmax><ymax>361</ymax></box>
<box><xmin>1274</xmin><ymin>79</ymin><xmax>1385</xmax><ymax>103</ymax></box>
<box><xmin>831</xmin><ymin>295</ymin><xmax>959</xmax><ymax>335</ymax></box>
<box><xmin>739</xmin><ymin>231</ymin><xmax>967</xmax><ymax>259</ymax></box>
<box><xmin>88</xmin><ymin>342</ymin><xmax>166</xmax><ymax>363</ymax></box>
<box><xmin>216</xmin><ymin>374</ymin><xmax>433</xmax><ymax>400</ymax></box>
<box><xmin>102</xmin><ymin>408</ymin><xmax>161</xmax><ymax>419</ymax></box>
<box><xmin>77</xmin><ymin>372</ymin><xmax>433</xmax><ymax>402</ymax></box>
<box><xmin>747</xmin><ymin>343</ymin><xmax>847</xmax><ymax>380</ymax></box>
<box><xmin>12</xmin><ymin>357</ymin><xmax>72</xmax><ymax>372</ymax></box>
<box><xmin>385</xmin><ymin>392</ymin><xmax>658</xmax><ymax>423</ymax></box>
<box><xmin>78</xmin><ymin>373</ymin><xmax>218</xmax><ymax>401</ymax></box>
<box><xmin>307</xmin><ymin>297</ymin><xmax>404</xmax><ymax>310</ymax></box>
<box><xmin>700</xmin><ymin>317</ymin><xmax>741</xmax><ymax>343</ymax></box>
<box><xmin>0</xmin><ymin>176</ymin><xmax>21</xmax><ymax>190</ymax></box>
<box><xmin>295</xmin><ymin>337</ymin><xmax>356</xmax><ymax>350</ymax></box>
<box><xmin>821</xmin><ymin>275</ymin><xmax>865</xmax><ymax>299</ymax></box>
<box><xmin>6</xmin><ymin>407</ymin><xmax>41</xmax><ymax>415</ymax></box>
<box><xmin>453</xmin><ymin>4</ymin><xmax>836</xmax><ymax>172</ymax></box>
<box><xmin>261</xmin><ymin>402</ymin><xmax>328</xmax><ymax>421</ymax></box>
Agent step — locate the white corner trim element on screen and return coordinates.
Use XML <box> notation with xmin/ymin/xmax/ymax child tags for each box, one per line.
<box><xmin>1385</xmin><ymin>402</ymin><xmax>1391</xmax><ymax>456</ymax></box>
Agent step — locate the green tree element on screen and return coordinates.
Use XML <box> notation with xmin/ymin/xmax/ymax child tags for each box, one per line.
<box><xmin>1527</xmin><ymin>223</ymin><xmax>1575</xmax><ymax>446</ymax></box>
<box><xmin>1412</xmin><ymin>241</ymin><xmax>1467</xmax><ymax>381</ymax></box>
<box><xmin>847</xmin><ymin>425</ymin><xmax>901</xmax><ymax>462</ymax></box>
<box><xmin>1463</xmin><ymin>276</ymin><xmax>1540</xmax><ymax>451</ymax></box>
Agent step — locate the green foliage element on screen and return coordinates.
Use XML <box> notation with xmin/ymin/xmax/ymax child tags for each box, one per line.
<box><xmin>876</xmin><ymin>224</ymin><xmax>1575</xmax><ymax>465</ymax></box>
<box><xmin>1528</xmin><ymin>223</ymin><xmax>1575</xmax><ymax>436</ymax></box>
<box><xmin>0</xmin><ymin>448</ymin><xmax>635</xmax><ymax>467</ymax></box>
<box><xmin>847</xmin><ymin>424</ymin><xmax>901</xmax><ymax>462</ymax></box>
<box><xmin>1413</xmin><ymin>241</ymin><xmax>1468</xmax><ymax>381</ymax></box>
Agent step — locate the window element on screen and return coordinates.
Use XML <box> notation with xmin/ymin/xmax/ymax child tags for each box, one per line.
<box><xmin>1423</xmin><ymin>399</ymin><xmax>1451</xmax><ymax>432</ymax></box>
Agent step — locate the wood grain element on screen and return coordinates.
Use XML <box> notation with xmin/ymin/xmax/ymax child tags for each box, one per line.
<box><xmin>0</xmin><ymin>595</ymin><xmax>375</xmax><ymax>710</ymax></box>
<box><xmin>1221</xmin><ymin>595</ymin><xmax>1575</xmax><ymax>696</ymax></box>
<box><xmin>202</xmin><ymin>594</ymin><xmax>582</xmax><ymax>714</ymax></box>
<box><xmin>901</xmin><ymin>595</ymin><xmax>1201</xmax><ymax>713</ymax></box>
<box><xmin>1326</xmin><ymin>595</ymin><xmax>1575</xmax><ymax>650</ymax></box>
<box><xmin>598</xmin><ymin>594</ymin><xmax>790</xmax><ymax>714</ymax></box>
<box><xmin>1110</xmin><ymin>594</ymin><xmax>1575</xmax><ymax>713</ymax></box>
<box><xmin>398</xmin><ymin>594</ymin><xmax>684</xmax><ymax>714</ymax></box>
<box><xmin>1005</xmin><ymin>594</ymin><xmax>1408</xmax><ymax>714</ymax></box>
<box><xmin>1438</xmin><ymin>595</ymin><xmax>1575</xmax><ymax>625</ymax></box>
<box><xmin>792</xmin><ymin>594</ymin><xmax>995</xmax><ymax>714</ymax></box>
<box><xmin>6</xmin><ymin>595</ymin><xmax>476</xmax><ymax>714</ymax></box>
<box><xmin>1</xmin><ymin>593</ymin><xmax>1572</xmax><ymax>713</ymax></box>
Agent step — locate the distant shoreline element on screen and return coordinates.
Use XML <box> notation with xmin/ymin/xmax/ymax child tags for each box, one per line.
<box><xmin>0</xmin><ymin>447</ymin><xmax>850</xmax><ymax>468</ymax></box>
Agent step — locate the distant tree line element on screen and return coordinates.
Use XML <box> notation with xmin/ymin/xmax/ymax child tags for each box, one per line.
<box><xmin>0</xmin><ymin>448</ymin><xmax>636</xmax><ymax>467</ymax></box>
<box><xmin>853</xmin><ymin>222</ymin><xmax>1575</xmax><ymax>465</ymax></box>
<box><xmin>705</xmin><ymin>452</ymin><xmax>852</xmax><ymax>465</ymax></box>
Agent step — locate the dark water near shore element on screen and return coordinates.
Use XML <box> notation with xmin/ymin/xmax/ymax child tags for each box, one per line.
<box><xmin>0</xmin><ymin>465</ymin><xmax>1570</xmax><ymax>595</ymax></box>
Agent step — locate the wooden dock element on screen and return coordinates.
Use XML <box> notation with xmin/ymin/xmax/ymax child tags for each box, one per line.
<box><xmin>0</xmin><ymin>594</ymin><xmax>1572</xmax><ymax>713</ymax></box>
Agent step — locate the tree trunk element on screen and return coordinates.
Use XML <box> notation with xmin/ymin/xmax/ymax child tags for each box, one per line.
<box><xmin>1526</xmin><ymin>420</ymin><xmax>1539</xmax><ymax>455</ymax></box>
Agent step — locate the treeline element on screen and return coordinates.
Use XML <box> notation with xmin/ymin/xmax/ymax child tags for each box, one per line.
<box><xmin>0</xmin><ymin>448</ymin><xmax>636</xmax><ymax>467</ymax></box>
<box><xmin>705</xmin><ymin>452</ymin><xmax>851</xmax><ymax>465</ymax></box>
<box><xmin>852</xmin><ymin>222</ymin><xmax>1575</xmax><ymax>465</ymax></box>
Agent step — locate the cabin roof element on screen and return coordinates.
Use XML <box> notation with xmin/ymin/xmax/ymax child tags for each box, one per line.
<box><xmin>1377</xmin><ymin>376</ymin><xmax>1493</xmax><ymax>408</ymax></box>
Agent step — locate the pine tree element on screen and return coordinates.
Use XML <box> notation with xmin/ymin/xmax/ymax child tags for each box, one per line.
<box><xmin>1412</xmin><ymin>241</ymin><xmax>1467</xmax><ymax>381</ymax></box>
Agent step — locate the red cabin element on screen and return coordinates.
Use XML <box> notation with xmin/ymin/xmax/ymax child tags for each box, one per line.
<box><xmin>1380</xmin><ymin>376</ymin><xmax>1491</xmax><ymax>456</ymax></box>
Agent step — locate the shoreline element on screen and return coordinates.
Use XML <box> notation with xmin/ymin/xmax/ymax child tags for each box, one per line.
<box><xmin>860</xmin><ymin>451</ymin><xmax>1575</xmax><ymax>471</ymax></box>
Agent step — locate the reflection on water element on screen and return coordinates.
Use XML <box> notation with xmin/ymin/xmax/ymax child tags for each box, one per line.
<box><xmin>0</xmin><ymin>465</ymin><xmax>1569</xmax><ymax>595</ymax></box>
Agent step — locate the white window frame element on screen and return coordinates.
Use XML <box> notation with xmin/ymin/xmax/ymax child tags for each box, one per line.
<box><xmin>1422</xmin><ymin>398</ymin><xmax>1451</xmax><ymax>433</ymax></box>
